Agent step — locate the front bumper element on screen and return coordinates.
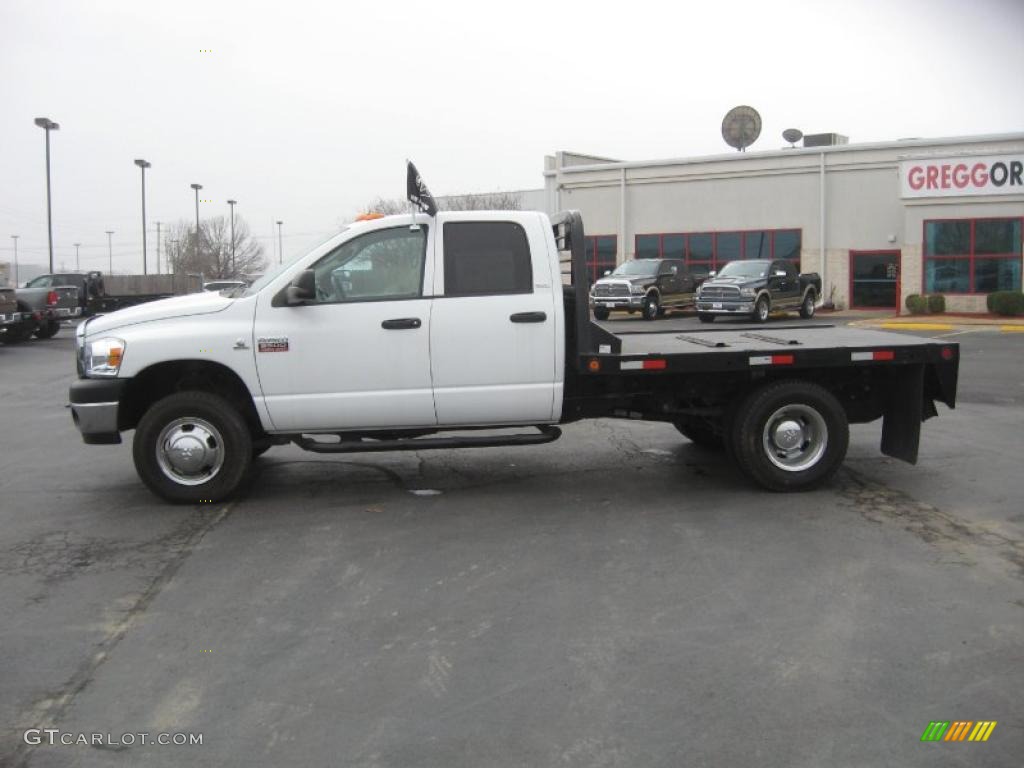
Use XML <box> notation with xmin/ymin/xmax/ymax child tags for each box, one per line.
<box><xmin>696</xmin><ymin>300</ymin><xmax>755</xmax><ymax>315</ymax></box>
<box><xmin>69</xmin><ymin>378</ymin><xmax>129</xmax><ymax>445</ymax></box>
<box><xmin>590</xmin><ymin>295</ymin><xmax>645</xmax><ymax>310</ymax></box>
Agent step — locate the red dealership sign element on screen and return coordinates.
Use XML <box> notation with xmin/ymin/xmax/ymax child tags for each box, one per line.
<box><xmin>900</xmin><ymin>154</ymin><xmax>1024</xmax><ymax>198</ymax></box>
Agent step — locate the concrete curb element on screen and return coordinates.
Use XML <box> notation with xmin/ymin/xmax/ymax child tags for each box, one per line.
<box><xmin>846</xmin><ymin>316</ymin><xmax>1024</xmax><ymax>333</ymax></box>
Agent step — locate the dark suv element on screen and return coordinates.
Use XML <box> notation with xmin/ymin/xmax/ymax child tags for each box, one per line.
<box><xmin>590</xmin><ymin>259</ymin><xmax>705</xmax><ymax>321</ymax></box>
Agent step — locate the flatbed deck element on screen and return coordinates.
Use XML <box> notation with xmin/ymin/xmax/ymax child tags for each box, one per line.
<box><xmin>589</xmin><ymin>324</ymin><xmax>958</xmax><ymax>375</ymax></box>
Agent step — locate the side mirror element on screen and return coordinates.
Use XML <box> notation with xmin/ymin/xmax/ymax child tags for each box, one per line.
<box><xmin>708</xmin><ymin>270</ymin><xmax>717</xmax><ymax>278</ymax></box>
<box><xmin>286</xmin><ymin>269</ymin><xmax>316</xmax><ymax>305</ymax></box>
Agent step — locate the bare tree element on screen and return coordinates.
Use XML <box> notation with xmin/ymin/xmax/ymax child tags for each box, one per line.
<box><xmin>358</xmin><ymin>191</ymin><xmax>522</xmax><ymax>219</ymax></box>
<box><xmin>163</xmin><ymin>216</ymin><xmax>266</xmax><ymax>279</ymax></box>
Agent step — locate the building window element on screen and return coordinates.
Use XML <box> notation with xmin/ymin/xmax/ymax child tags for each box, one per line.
<box><xmin>443</xmin><ymin>221</ymin><xmax>532</xmax><ymax>296</ymax></box>
<box><xmin>633</xmin><ymin>229</ymin><xmax>802</xmax><ymax>271</ymax></box>
<box><xmin>584</xmin><ymin>235</ymin><xmax>617</xmax><ymax>283</ymax></box>
<box><xmin>924</xmin><ymin>218</ymin><xmax>1022</xmax><ymax>294</ymax></box>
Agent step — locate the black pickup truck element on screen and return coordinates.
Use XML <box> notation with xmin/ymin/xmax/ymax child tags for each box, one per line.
<box><xmin>696</xmin><ymin>259</ymin><xmax>821</xmax><ymax>323</ymax></box>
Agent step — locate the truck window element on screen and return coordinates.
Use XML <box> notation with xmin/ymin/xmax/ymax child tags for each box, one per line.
<box><xmin>27</xmin><ymin>276</ymin><xmax>51</xmax><ymax>288</ymax></box>
<box><xmin>443</xmin><ymin>221</ymin><xmax>532</xmax><ymax>296</ymax></box>
<box><xmin>309</xmin><ymin>226</ymin><xmax>427</xmax><ymax>303</ymax></box>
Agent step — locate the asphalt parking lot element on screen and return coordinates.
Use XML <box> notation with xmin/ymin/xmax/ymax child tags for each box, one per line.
<box><xmin>2</xmin><ymin>318</ymin><xmax>1022</xmax><ymax>767</ymax></box>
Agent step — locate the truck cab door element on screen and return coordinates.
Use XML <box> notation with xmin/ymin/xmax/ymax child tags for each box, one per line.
<box><xmin>429</xmin><ymin>214</ymin><xmax>558</xmax><ymax>425</ymax></box>
<box><xmin>252</xmin><ymin>224</ymin><xmax>437</xmax><ymax>432</ymax></box>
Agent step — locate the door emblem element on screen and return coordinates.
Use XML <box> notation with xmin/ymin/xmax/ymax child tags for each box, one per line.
<box><xmin>257</xmin><ymin>336</ymin><xmax>289</xmax><ymax>353</ymax></box>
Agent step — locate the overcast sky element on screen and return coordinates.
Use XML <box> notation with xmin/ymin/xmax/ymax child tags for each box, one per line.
<box><xmin>2</xmin><ymin>0</ymin><xmax>1022</xmax><ymax>276</ymax></box>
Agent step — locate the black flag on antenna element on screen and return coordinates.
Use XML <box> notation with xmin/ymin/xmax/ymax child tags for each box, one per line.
<box><xmin>406</xmin><ymin>161</ymin><xmax>438</xmax><ymax>217</ymax></box>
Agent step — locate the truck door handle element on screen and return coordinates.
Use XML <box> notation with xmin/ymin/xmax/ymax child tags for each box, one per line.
<box><xmin>510</xmin><ymin>311</ymin><xmax>547</xmax><ymax>323</ymax></box>
<box><xmin>381</xmin><ymin>318</ymin><xmax>421</xmax><ymax>330</ymax></box>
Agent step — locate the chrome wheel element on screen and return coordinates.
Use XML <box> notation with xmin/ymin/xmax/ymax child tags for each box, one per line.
<box><xmin>155</xmin><ymin>417</ymin><xmax>225</xmax><ymax>486</ymax></box>
<box><xmin>756</xmin><ymin>298</ymin><xmax>769</xmax><ymax>322</ymax></box>
<box><xmin>760</xmin><ymin>404</ymin><xmax>827</xmax><ymax>472</ymax></box>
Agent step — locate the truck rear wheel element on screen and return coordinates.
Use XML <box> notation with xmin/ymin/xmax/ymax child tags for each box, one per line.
<box><xmin>133</xmin><ymin>391</ymin><xmax>253</xmax><ymax>504</ymax></box>
<box><xmin>698</xmin><ymin>313</ymin><xmax>715</xmax><ymax>323</ymax></box>
<box><xmin>799</xmin><ymin>291</ymin><xmax>816</xmax><ymax>319</ymax></box>
<box><xmin>593</xmin><ymin>306</ymin><xmax>610</xmax><ymax>321</ymax></box>
<box><xmin>34</xmin><ymin>319</ymin><xmax>60</xmax><ymax>339</ymax></box>
<box><xmin>729</xmin><ymin>380</ymin><xmax>848</xmax><ymax>491</ymax></box>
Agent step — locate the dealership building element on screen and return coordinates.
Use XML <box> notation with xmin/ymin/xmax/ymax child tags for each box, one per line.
<box><xmin>537</xmin><ymin>132</ymin><xmax>1024</xmax><ymax>313</ymax></box>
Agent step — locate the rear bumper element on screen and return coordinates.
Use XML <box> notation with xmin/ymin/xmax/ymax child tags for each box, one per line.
<box><xmin>69</xmin><ymin>378</ymin><xmax>129</xmax><ymax>445</ymax></box>
<box><xmin>0</xmin><ymin>311</ymin><xmax>27</xmax><ymax>327</ymax></box>
<box><xmin>57</xmin><ymin>306</ymin><xmax>83</xmax><ymax>318</ymax></box>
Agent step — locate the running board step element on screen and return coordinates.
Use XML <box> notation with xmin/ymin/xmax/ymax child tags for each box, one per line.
<box><xmin>292</xmin><ymin>426</ymin><xmax>562</xmax><ymax>454</ymax></box>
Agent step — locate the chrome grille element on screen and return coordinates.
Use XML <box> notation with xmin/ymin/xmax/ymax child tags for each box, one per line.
<box><xmin>593</xmin><ymin>283</ymin><xmax>629</xmax><ymax>297</ymax></box>
<box><xmin>699</xmin><ymin>285</ymin><xmax>741</xmax><ymax>300</ymax></box>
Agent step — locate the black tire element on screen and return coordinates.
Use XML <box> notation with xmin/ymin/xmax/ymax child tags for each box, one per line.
<box><xmin>133</xmin><ymin>391</ymin><xmax>253</xmax><ymax>504</ymax></box>
<box><xmin>698</xmin><ymin>313</ymin><xmax>715</xmax><ymax>323</ymax></box>
<box><xmin>34</xmin><ymin>319</ymin><xmax>60</xmax><ymax>339</ymax></box>
<box><xmin>1</xmin><ymin>322</ymin><xmax>34</xmax><ymax>344</ymax></box>
<box><xmin>799</xmin><ymin>291</ymin><xmax>816</xmax><ymax>319</ymax></box>
<box><xmin>593</xmin><ymin>306</ymin><xmax>610</xmax><ymax>321</ymax></box>
<box><xmin>673</xmin><ymin>418</ymin><xmax>723</xmax><ymax>450</ymax></box>
<box><xmin>751</xmin><ymin>296</ymin><xmax>770</xmax><ymax>323</ymax></box>
<box><xmin>642</xmin><ymin>294</ymin><xmax>660</xmax><ymax>321</ymax></box>
<box><xmin>729</xmin><ymin>380</ymin><xmax>848</xmax><ymax>491</ymax></box>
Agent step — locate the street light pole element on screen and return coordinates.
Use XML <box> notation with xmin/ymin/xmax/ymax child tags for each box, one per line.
<box><xmin>105</xmin><ymin>231</ymin><xmax>114</xmax><ymax>274</ymax></box>
<box><xmin>190</xmin><ymin>184</ymin><xmax>203</xmax><ymax>267</ymax></box>
<box><xmin>227</xmin><ymin>200</ymin><xmax>237</xmax><ymax>276</ymax></box>
<box><xmin>34</xmin><ymin>117</ymin><xmax>60</xmax><ymax>274</ymax></box>
<box><xmin>74</xmin><ymin>242</ymin><xmax>81</xmax><ymax>270</ymax></box>
<box><xmin>10</xmin><ymin>235</ymin><xmax>18</xmax><ymax>285</ymax></box>
<box><xmin>155</xmin><ymin>222</ymin><xmax>161</xmax><ymax>274</ymax></box>
<box><xmin>134</xmin><ymin>159</ymin><xmax>151</xmax><ymax>274</ymax></box>
<box><xmin>168</xmin><ymin>238</ymin><xmax>179</xmax><ymax>274</ymax></box>
<box><xmin>276</xmin><ymin>220</ymin><xmax>283</xmax><ymax>265</ymax></box>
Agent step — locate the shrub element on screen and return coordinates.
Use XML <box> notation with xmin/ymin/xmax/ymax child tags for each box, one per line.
<box><xmin>905</xmin><ymin>294</ymin><xmax>928</xmax><ymax>315</ymax></box>
<box><xmin>927</xmin><ymin>294</ymin><xmax>946</xmax><ymax>314</ymax></box>
<box><xmin>987</xmin><ymin>290</ymin><xmax>1024</xmax><ymax>316</ymax></box>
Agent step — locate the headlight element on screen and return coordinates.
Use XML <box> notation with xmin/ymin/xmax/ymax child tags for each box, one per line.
<box><xmin>84</xmin><ymin>337</ymin><xmax>126</xmax><ymax>377</ymax></box>
<box><xmin>739</xmin><ymin>287</ymin><xmax>756</xmax><ymax>297</ymax></box>
<box><xmin>630</xmin><ymin>284</ymin><xmax>646</xmax><ymax>295</ymax></box>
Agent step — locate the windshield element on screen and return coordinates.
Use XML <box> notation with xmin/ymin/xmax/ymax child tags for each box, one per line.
<box><xmin>611</xmin><ymin>260</ymin><xmax>660</xmax><ymax>277</ymax></box>
<box><xmin>717</xmin><ymin>260</ymin><xmax>770</xmax><ymax>278</ymax></box>
<box><xmin>242</xmin><ymin>229</ymin><xmax>348</xmax><ymax>296</ymax></box>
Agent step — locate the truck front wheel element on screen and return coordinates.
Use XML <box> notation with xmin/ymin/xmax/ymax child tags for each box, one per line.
<box><xmin>593</xmin><ymin>306</ymin><xmax>610</xmax><ymax>321</ymax></box>
<box><xmin>642</xmin><ymin>294</ymin><xmax>660</xmax><ymax>321</ymax></box>
<box><xmin>133</xmin><ymin>391</ymin><xmax>253</xmax><ymax>504</ymax></box>
<box><xmin>752</xmin><ymin>296</ymin><xmax>770</xmax><ymax>323</ymax></box>
<box><xmin>729</xmin><ymin>380</ymin><xmax>848</xmax><ymax>491</ymax></box>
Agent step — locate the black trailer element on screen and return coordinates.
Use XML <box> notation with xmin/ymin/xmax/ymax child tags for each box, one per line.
<box><xmin>554</xmin><ymin>211</ymin><xmax>959</xmax><ymax>491</ymax></box>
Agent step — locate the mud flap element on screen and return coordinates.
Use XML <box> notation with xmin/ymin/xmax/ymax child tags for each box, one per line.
<box><xmin>880</xmin><ymin>363</ymin><xmax>924</xmax><ymax>465</ymax></box>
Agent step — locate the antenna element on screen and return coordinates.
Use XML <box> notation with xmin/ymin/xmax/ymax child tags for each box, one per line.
<box><xmin>721</xmin><ymin>106</ymin><xmax>762</xmax><ymax>152</ymax></box>
<box><xmin>782</xmin><ymin>128</ymin><xmax>803</xmax><ymax>148</ymax></box>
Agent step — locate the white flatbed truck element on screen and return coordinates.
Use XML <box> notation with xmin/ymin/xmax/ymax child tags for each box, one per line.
<box><xmin>69</xmin><ymin>164</ymin><xmax>959</xmax><ymax>503</ymax></box>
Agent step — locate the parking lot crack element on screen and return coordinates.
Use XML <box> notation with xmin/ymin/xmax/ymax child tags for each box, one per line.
<box><xmin>9</xmin><ymin>502</ymin><xmax>237</xmax><ymax>768</ymax></box>
<box><xmin>839</xmin><ymin>468</ymin><xmax>1024</xmax><ymax>580</ymax></box>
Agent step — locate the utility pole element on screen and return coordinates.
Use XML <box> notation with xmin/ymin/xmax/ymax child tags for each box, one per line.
<box><xmin>74</xmin><ymin>242</ymin><xmax>81</xmax><ymax>270</ymax></box>
<box><xmin>10</xmin><ymin>235</ymin><xmax>19</xmax><ymax>285</ymax></box>
<box><xmin>105</xmin><ymin>231</ymin><xmax>114</xmax><ymax>274</ymax></box>
<box><xmin>34</xmin><ymin>117</ymin><xmax>59</xmax><ymax>273</ymax></box>
<box><xmin>134</xmin><ymin>159</ymin><xmax>151</xmax><ymax>274</ymax></box>
<box><xmin>155</xmin><ymin>222</ymin><xmax>162</xmax><ymax>274</ymax></box>
<box><xmin>190</xmin><ymin>183</ymin><xmax>203</xmax><ymax>267</ymax></box>
<box><xmin>227</xmin><ymin>200</ymin><xmax>237</xmax><ymax>276</ymax></box>
<box><xmin>276</xmin><ymin>220</ymin><xmax>283</xmax><ymax>265</ymax></box>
